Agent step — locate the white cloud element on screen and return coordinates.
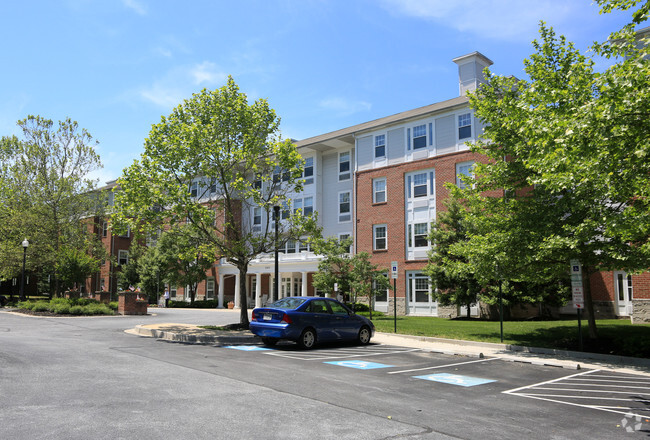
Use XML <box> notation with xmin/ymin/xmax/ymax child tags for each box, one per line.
<box><xmin>381</xmin><ymin>0</ymin><xmax>577</xmax><ymax>41</ymax></box>
<box><xmin>319</xmin><ymin>97</ymin><xmax>372</xmax><ymax>117</ymax></box>
<box><xmin>137</xmin><ymin>62</ymin><xmax>227</xmax><ymax>109</ymax></box>
<box><xmin>122</xmin><ymin>0</ymin><xmax>147</xmax><ymax>16</ymax></box>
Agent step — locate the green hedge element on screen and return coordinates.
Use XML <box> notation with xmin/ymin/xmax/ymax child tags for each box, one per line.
<box><xmin>17</xmin><ymin>298</ymin><xmax>114</xmax><ymax>316</ymax></box>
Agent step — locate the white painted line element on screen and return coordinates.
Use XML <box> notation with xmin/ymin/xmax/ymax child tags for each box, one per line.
<box><xmin>519</xmin><ymin>393</ymin><xmax>650</xmax><ymax>403</ymax></box>
<box><xmin>564</xmin><ymin>377</ymin><xmax>650</xmax><ymax>384</ymax></box>
<box><xmin>506</xmin><ymin>392</ymin><xmax>648</xmax><ymax>419</ymax></box>
<box><xmin>548</xmin><ymin>383</ymin><xmax>650</xmax><ymax>390</ymax></box>
<box><xmin>586</xmin><ymin>374</ymin><xmax>650</xmax><ymax>381</ymax></box>
<box><xmin>503</xmin><ymin>369</ymin><xmax>599</xmax><ymax>394</ymax></box>
<box><xmin>532</xmin><ymin>387</ymin><xmax>650</xmax><ymax>395</ymax></box>
<box><xmin>388</xmin><ymin>357</ymin><xmax>499</xmax><ymax>374</ymax></box>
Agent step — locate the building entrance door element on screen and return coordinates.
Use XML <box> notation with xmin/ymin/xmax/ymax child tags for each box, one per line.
<box><xmin>614</xmin><ymin>271</ymin><xmax>633</xmax><ymax>316</ymax></box>
<box><xmin>406</xmin><ymin>272</ymin><xmax>437</xmax><ymax>316</ymax></box>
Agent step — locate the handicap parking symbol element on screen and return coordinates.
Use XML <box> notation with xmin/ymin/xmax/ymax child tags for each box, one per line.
<box><xmin>225</xmin><ymin>345</ymin><xmax>273</xmax><ymax>351</ymax></box>
<box><xmin>413</xmin><ymin>373</ymin><xmax>496</xmax><ymax>387</ymax></box>
<box><xmin>324</xmin><ymin>360</ymin><xmax>394</xmax><ymax>370</ymax></box>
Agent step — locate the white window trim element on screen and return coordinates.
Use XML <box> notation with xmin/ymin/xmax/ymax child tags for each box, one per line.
<box><xmin>373</xmin><ymin>224</ymin><xmax>387</xmax><ymax>251</ymax></box>
<box><xmin>118</xmin><ymin>250</ymin><xmax>129</xmax><ymax>265</ymax></box>
<box><xmin>456</xmin><ymin>161</ymin><xmax>475</xmax><ymax>189</ymax></box>
<box><xmin>373</xmin><ymin>177</ymin><xmax>387</xmax><ymax>204</ymax></box>
<box><xmin>302</xmin><ymin>156</ymin><xmax>315</xmax><ymax>185</ymax></box>
<box><xmin>339</xmin><ymin>150</ymin><xmax>351</xmax><ymax>181</ymax></box>
<box><xmin>374</xmin><ymin>134</ymin><xmax>386</xmax><ymax>159</ymax></box>
<box><xmin>338</xmin><ymin>190</ymin><xmax>351</xmax><ymax>223</ymax></box>
<box><xmin>458</xmin><ymin>112</ymin><xmax>473</xmax><ymax>141</ymax></box>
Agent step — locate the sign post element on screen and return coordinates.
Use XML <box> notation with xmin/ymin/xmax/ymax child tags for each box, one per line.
<box><xmin>570</xmin><ymin>259</ymin><xmax>584</xmax><ymax>351</ymax></box>
<box><xmin>391</xmin><ymin>261</ymin><xmax>398</xmax><ymax>333</ymax></box>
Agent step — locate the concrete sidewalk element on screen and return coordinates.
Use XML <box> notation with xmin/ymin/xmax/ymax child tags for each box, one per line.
<box><xmin>127</xmin><ymin>322</ymin><xmax>650</xmax><ymax>376</ymax></box>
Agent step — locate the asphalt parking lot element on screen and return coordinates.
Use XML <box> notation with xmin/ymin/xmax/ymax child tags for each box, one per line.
<box><xmin>3</xmin><ymin>308</ymin><xmax>650</xmax><ymax>439</ymax></box>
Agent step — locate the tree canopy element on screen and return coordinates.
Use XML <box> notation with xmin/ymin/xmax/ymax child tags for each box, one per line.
<box><xmin>0</xmin><ymin>116</ymin><xmax>104</xmax><ymax>295</ymax></box>
<box><xmin>114</xmin><ymin>76</ymin><xmax>315</xmax><ymax>325</ymax></box>
<box><xmin>455</xmin><ymin>3</ymin><xmax>649</xmax><ymax>337</ymax></box>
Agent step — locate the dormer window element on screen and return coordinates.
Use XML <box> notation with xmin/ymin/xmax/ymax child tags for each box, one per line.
<box><xmin>374</xmin><ymin>135</ymin><xmax>386</xmax><ymax>159</ymax></box>
<box><xmin>413</xmin><ymin>124</ymin><xmax>427</xmax><ymax>149</ymax></box>
<box><xmin>303</xmin><ymin>157</ymin><xmax>314</xmax><ymax>185</ymax></box>
<box><xmin>339</xmin><ymin>151</ymin><xmax>351</xmax><ymax>181</ymax></box>
<box><xmin>458</xmin><ymin>113</ymin><xmax>472</xmax><ymax>140</ymax></box>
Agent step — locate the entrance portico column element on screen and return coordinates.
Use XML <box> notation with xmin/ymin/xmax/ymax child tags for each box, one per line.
<box><xmin>218</xmin><ymin>274</ymin><xmax>225</xmax><ymax>308</ymax></box>
<box><xmin>255</xmin><ymin>273</ymin><xmax>262</xmax><ymax>308</ymax></box>
<box><xmin>301</xmin><ymin>272</ymin><xmax>308</xmax><ymax>296</ymax></box>
<box><xmin>234</xmin><ymin>273</ymin><xmax>240</xmax><ymax>308</ymax></box>
<box><xmin>290</xmin><ymin>274</ymin><xmax>295</xmax><ymax>297</ymax></box>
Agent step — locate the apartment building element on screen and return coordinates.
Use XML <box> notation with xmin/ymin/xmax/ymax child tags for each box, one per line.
<box><xmin>91</xmin><ymin>50</ymin><xmax>649</xmax><ymax>320</ymax></box>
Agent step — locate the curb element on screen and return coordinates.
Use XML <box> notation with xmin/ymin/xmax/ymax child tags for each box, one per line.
<box><xmin>130</xmin><ymin>324</ymin><xmax>260</xmax><ymax>345</ymax></box>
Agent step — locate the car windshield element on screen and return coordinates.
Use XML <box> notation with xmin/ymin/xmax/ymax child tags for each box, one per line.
<box><xmin>268</xmin><ymin>298</ymin><xmax>307</xmax><ymax>310</ymax></box>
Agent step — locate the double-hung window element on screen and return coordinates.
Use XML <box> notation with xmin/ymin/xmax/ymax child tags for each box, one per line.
<box><xmin>413</xmin><ymin>173</ymin><xmax>428</xmax><ymax>198</ymax></box>
<box><xmin>303</xmin><ymin>197</ymin><xmax>313</xmax><ymax>216</ymax></box>
<box><xmin>253</xmin><ymin>207</ymin><xmax>262</xmax><ymax>231</ymax></box>
<box><xmin>189</xmin><ymin>181</ymin><xmax>198</xmax><ymax>198</ymax></box>
<box><xmin>303</xmin><ymin>157</ymin><xmax>314</xmax><ymax>185</ymax></box>
<box><xmin>373</xmin><ymin>225</ymin><xmax>387</xmax><ymax>250</ymax></box>
<box><xmin>339</xmin><ymin>151</ymin><xmax>351</xmax><ymax>181</ymax></box>
<box><xmin>102</xmin><ymin>221</ymin><xmax>108</xmax><ymax>237</ymax></box>
<box><xmin>456</xmin><ymin>161</ymin><xmax>475</xmax><ymax>189</ymax></box>
<box><xmin>281</xmin><ymin>201</ymin><xmax>290</xmax><ymax>220</ymax></box>
<box><xmin>118</xmin><ymin>250</ymin><xmax>129</xmax><ymax>266</ymax></box>
<box><xmin>339</xmin><ymin>191</ymin><xmax>351</xmax><ymax>222</ymax></box>
<box><xmin>293</xmin><ymin>198</ymin><xmax>302</xmax><ymax>216</ymax></box>
<box><xmin>412</xmin><ymin>223</ymin><xmax>429</xmax><ymax>247</ymax></box>
<box><xmin>413</xmin><ymin>124</ymin><xmax>427</xmax><ymax>149</ymax></box>
<box><xmin>374</xmin><ymin>135</ymin><xmax>386</xmax><ymax>159</ymax></box>
<box><xmin>373</xmin><ymin>178</ymin><xmax>386</xmax><ymax>203</ymax></box>
<box><xmin>458</xmin><ymin>113</ymin><xmax>472</xmax><ymax>140</ymax></box>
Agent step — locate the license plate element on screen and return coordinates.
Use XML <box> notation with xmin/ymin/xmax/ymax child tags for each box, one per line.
<box><xmin>263</xmin><ymin>313</ymin><xmax>272</xmax><ymax>321</ymax></box>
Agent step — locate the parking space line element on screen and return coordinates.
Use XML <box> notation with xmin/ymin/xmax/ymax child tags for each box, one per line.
<box><xmin>388</xmin><ymin>357</ymin><xmax>499</xmax><ymax>374</ymax></box>
<box><xmin>504</xmin><ymin>369</ymin><xmax>650</xmax><ymax>419</ymax></box>
<box><xmin>503</xmin><ymin>369</ymin><xmax>598</xmax><ymax>394</ymax></box>
<box><xmin>263</xmin><ymin>346</ymin><xmax>420</xmax><ymax>361</ymax></box>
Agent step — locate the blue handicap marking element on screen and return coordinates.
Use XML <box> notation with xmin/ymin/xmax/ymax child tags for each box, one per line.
<box><xmin>225</xmin><ymin>345</ymin><xmax>273</xmax><ymax>351</ymax></box>
<box><xmin>325</xmin><ymin>360</ymin><xmax>394</xmax><ymax>370</ymax></box>
<box><xmin>413</xmin><ymin>373</ymin><xmax>496</xmax><ymax>387</ymax></box>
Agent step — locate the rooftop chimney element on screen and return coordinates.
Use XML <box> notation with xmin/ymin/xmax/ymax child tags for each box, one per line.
<box><xmin>452</xmin><ymin>52</ymin><xmax>493</xmax><ymax>96</ymax></box>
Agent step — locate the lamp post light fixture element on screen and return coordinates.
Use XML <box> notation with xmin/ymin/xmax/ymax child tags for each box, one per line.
<box><xmin>19</xmin><ymin>239</ymin><xmax>29</xmax><ymax>301</ymax></box>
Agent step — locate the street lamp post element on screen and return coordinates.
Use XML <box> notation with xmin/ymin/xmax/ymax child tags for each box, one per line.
<box><xmin>273</xmin><ymin>205</ymin><xmax>280</xmax><ymax>303</ymax></box>
<box><xmin>19</xmin><ymin>239</ymin><xmax>29</xmax><ymax>301</ymax></box>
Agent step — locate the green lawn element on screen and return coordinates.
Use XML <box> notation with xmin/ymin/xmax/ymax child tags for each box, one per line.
<box><xmin>369</xmin><ymin>316</ymin><xmax>650</xmax><ymax>359</ymax></box>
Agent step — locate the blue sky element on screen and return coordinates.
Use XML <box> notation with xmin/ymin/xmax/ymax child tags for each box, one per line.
<box><xmin>0</xmin><ymin>0</ymin><xmax>634</xmax><ymax>184</ymax></box>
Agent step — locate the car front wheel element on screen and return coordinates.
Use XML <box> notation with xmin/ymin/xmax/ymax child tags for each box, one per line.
<box><xmin>298</xmin><ymin>328</ymin><xmax>316</xmax><ymax>349</ymax></box>
<box><xmin>358</xmin><ymin>326</ymin><xmax>371</xmax><ymax>345</ymax></box>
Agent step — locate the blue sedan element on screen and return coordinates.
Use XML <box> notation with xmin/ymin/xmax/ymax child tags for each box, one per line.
<box><xmin>250</xmin><ymin>297</ymin><xmax>375</xmax><ymax>349</ymax></box>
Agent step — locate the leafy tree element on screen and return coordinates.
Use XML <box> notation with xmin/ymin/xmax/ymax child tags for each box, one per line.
<box><xmin>55</xmin><ymin>245</ymin><xmax>101</xmax><ymax>292</ymax></box>
<box><xmin>462</xmin><ymin>4</ymin><xmax>649</xmax><ymax>338</ymax></box>
<box><xmin>423</xmin><ymin>197</ymin><xmax>481</xmax><ymax>318</ymax></box>
<box><xmin>136</xmin><ymin>241</ymin><xmax>166</xmax><ymax>300</ymax></box>
<box><xmin>156</xmin><ymin>226</ymin><xmax>213</xmax><ymax>305</ymax></box>
<box><xmin>311</xmin><ymin>236</ymin><xmax>354</xmax><ymax>299</ymax></box>
<box><xmin>0</xmin><ymin>116</ymin><xmax>104</xmax><ymax>296</ymax></box>
<box><xmin>114</xmin><ymin>76</ymin><xmax>314</xmax><ymax>324</ymax></box>
<box><xmin>349</xmin><ymin>252</ymin><xmax>391</xmax><ymax>319</ymax></box>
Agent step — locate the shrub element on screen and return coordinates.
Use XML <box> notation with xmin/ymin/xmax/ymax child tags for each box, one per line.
<box><xmin>32</xmin><ymin>301</ymin><xmax>50</xmax><ymax>313</ymax></box>
<box><xmin>17</xmin><ymin>301</ymin><xmax>34</xmax><ymax>310</ymax></box>
<box><xmin>83</xmin><ymin>303</ymin><xmax>114</xmax><ymax>315</ymax></box>
<box><xmin>51</xmin><ymin>302</ymin><xmax>71</xmax><ymax>314</ymax></box>
<box><xmin>69</xmin><ymin>305</ymin><xmax>84</xmax><ymax>315</ymax></box>
<box><xmin>108</xmin><ymin>301</ymin><xmax>118</xmax><ymax>311</ymax></box>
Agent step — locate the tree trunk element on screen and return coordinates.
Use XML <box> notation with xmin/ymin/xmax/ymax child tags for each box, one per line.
<box><xmin>583</xmin><ymin>267</ymin><xmax>598</xmax><ymax>340</ymax></box>
<box><xmin>466</xmin><ymin>302</ymin><xmax>471</xmax><ymax>319</ymax></box>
